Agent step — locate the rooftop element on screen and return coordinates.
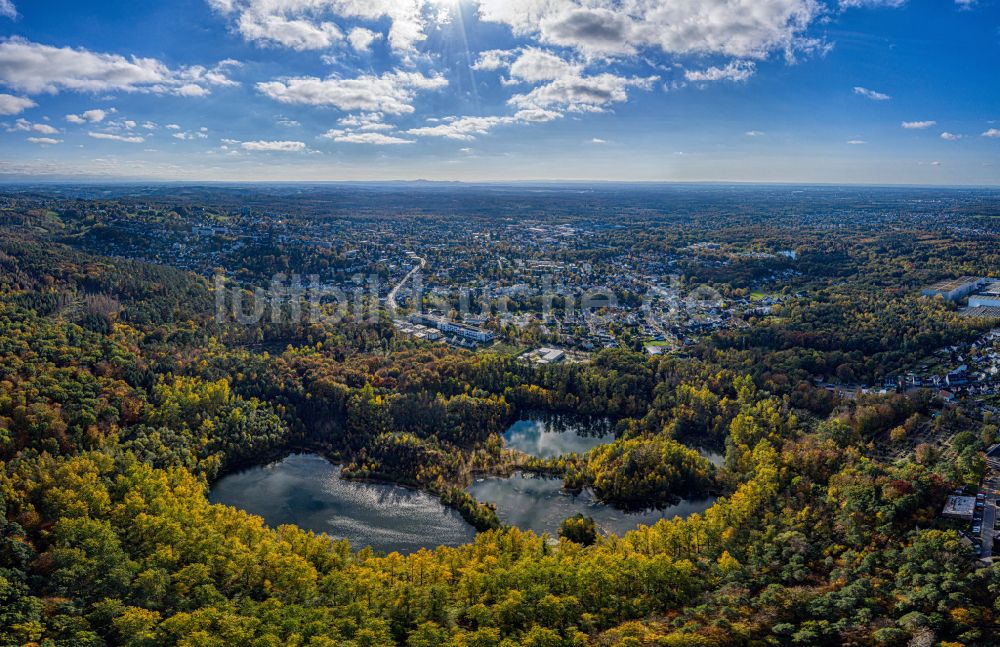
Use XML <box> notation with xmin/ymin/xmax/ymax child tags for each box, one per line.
<box><xmin>926</xmin><ymin>276</ymin><xmax>984</xmax><ymax>292</ymax></box>
<box><xmin>942</xmin><ymin>495</ymin><xmax>977</xmax><ymax>519</ymax></box>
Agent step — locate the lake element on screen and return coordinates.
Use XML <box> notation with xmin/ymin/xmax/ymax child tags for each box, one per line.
<box><xmin>468</xmin><ymin>472</ymin><xmax>716</xmax><ymax>538</ymax></box>
<box><xmin>209</xmin><ymin>453</ymin><xmax>477</xmax><ymax>554</ymax></box>
<box><xmin>503</xmin><ymin>415</ymin><xmax>614</xmax><ymax>458</ymax></box>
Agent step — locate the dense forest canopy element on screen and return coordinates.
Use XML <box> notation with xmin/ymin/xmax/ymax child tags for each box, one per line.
<box><xmin>0</xmin><ymin>186</ymin><xmax>999</xmax><ymax>646</ymax></box>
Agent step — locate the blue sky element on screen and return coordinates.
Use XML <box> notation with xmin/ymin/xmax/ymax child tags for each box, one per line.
<box><xmin>0</xmin><ymin>0</ymin><xmax>997</xmax><ymax>184</ymax></box>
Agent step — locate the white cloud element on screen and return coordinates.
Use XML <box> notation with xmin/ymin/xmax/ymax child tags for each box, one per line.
<box><xmin>539</xmin><ymin>7</ymin><xmax>636</xmax><ymax>56</ymax></box>
<box><xmin>241</xmin><ymin>139</ymin><xmax>306</xmax><ymax>151</ymax></box>
<box><xmin>847</xmin><ymin>139</ymin><xmax>866</xmax><ymax>144</ymax></box>
<box><xmin>209</xmin><ymin>0</ymin><xmax>426</xmax><ymax>52</ymax></box>
<box><xmin>472</xmin><ymin>49</ymin><xmax>517</xmax><ymax>71</ymax></box>
<box><xmin>939</xmin><ymin>132</ymin><xmax>962</xmax><ymax>141</ymax></box>
<box><xmin>348</xmin><ymin>27</ymin><xmax>382</xmax><ymax>52</ymax></box>
<box><xmin>982</xmin><ymin>128</ymin><xmax>1000</xmax><ymax>138</ymax></box>
<box><xmin>591</xmin><ymin>137</ymin><xmax>607</xmax><ymax>144</ymax></box>
<box><xmin>482</xmin><ymin>48</ymin><xmax>653</xmax><ymax>114</ymax></box>
<box><xmin>32</xmin><ymin>123</ymin><xmax>59</xmax><ymax>134</ymax></box>
<box><xmin>510</xmin><ymin>71</ymin><xmax>655</xmax><ymax>112</ymax></box>
<box><xmin>509</xmin><ymin>48</ymin><xmax>582</xmax><ymax>83</ymax></box>
<box><xmin>407</xmin><ymin>107</ymin><xmax>562</xmax><ymax>141</ymax></box>
<box><xmin>238</xmin><ymin>13</ymin><xmax>343</xmax><ymax>51</ymax></box>
<box><xmin>166</xmin><ymin>123</ymin><xmax>181</xmax><ymax>130</ymax></box>
<box><xmin>0</xmin><ymin>0</ymin><xmax>15</xmax><ymax>19</ymax></box>
<box><xmin>177</xmin><ymin>83</ymin><xmax>210</xmax><ymax>97</ymax></box>
<box><xmin>0</xmin><ymin>38</ymin><xmax>236</xmax><ymax>96</ymax></box>
<box><xmin>745</xmin><ymin>130</ymin><xmax>765</xmax><ymax>137</ymax></box>
<box><xmin>853</xmin><ymin>86</ymin><xmax>890</xmax><ymax>101</ymax></box>
<box><xmin>685</xmin><ymin>60</ymin><xmax>756</xmax><ymax>83</ymax></box>
<box><xmin>7</xmin><ymin>118</ymin><xmax>58</xmax><ymax>134</ymax></box>
<box><xmin>901</xmin><ymin>120</ymin><xmax>935</xmax><ymax>129</ymax></box>
<box><xmin>338</xmin><ymin>112</ymin><xmax>393</xmax><ymax>131</ymax></box>
<box><xmin>0</xmin><ymin>93</ymin><xmax>33</xmax><ymax>115</ymax></box>
<box><xmin>514</xmin><ymin>108</ymin><xmax>561</xmax><ymax>123</ymax></box>
<box><xmin>840</xmin><ymin>0</ymin><xmax>906</xmax><ymax>8</ymax></box>
<box><xmin>478</xmin><ymin>0</ymin><xmax>826</xmax><ymax>60</ymax></box>
<box><xmin>89</xmin><ymin>131</ymin><xmax>145</xmax><ymax>143</ymax></box>
<box><xmin>257</xmin><ymin>70</ymin><xmax>447</xmax><ymax>114</ymax></box>
<box><xmin>67</xmin><ymin>108</ymin><xmax>112</xmax><ymax>124</ymax></box>
<box><xmin>27</xmin><ymin>137</ymin><xmax>61</xmax><ymax>145</ymax></box>
<box><xmin>408</xmin><ymin>115</ymin><xmax>516</xmax><ymax>141</ymax></box>
<box><xmin>323</xmin><ymin>130</ymin><xmax>413</xmax><ymax>145</ymax></box>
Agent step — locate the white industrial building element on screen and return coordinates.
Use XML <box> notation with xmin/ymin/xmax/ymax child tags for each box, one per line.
<box><xmin>969</xmin><ymin>281</ymin><xmax>1000</xmax><ymax>309</ymax></box>
<box><xmin>922</xmin><ymin>276</ymin><xmax>988</xmax><ymax>302</ymax></box>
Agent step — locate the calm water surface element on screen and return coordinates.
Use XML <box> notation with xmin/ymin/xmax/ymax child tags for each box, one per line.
<box><xmin>503</xmin><ymin>416</ymin><xmax>614</xmax><ymax>458</ymax></box>
<box><xmin>468</xmin><ymin>472</ymin><xmax>716</xmax><ymax>538</ymax></box>
<box><xmin>209</xmin><ymin>453</ymin><xmax>477</xmax><ymax>554</ymax></box>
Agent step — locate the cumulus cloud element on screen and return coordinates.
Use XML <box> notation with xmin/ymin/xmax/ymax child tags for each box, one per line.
<box><xmin>348</xmin><ymin>27</ymin><xmax>382</xmax><ymax>52</ymax></box>
<box><xmin>982</xmin><ymin>128</ymin><xmax>1000</xmax><ymax>138</ymax></box>
<box><xmin>9</xmin><ymin>119</ymin><xmax>59</xmax><ymax>134</ymax></box>
<box><xmin>685</xmin><ymin>60</ymin><xmax>756</xmax><ymax>83</ymax></box>
<box><xmin>209</xmin><ymin>0</ymin><xmax>426</xmax><ymax>52</ymax></box>
<box><xmin>472</xmin><ymin>49</ymin><xmax>517</xmax><ymax>71</ymax></box>
<box><xmin>853</xmin><ymin>86</ymin><xmax>891</xmax><ymax>101</ymax></box>
<box><xmin>847</xmin><ymin>139</ymin><xmax>866</xmax><ymax>144</ymax></box>
<box><xmin>482</xmin><ymin>47</ymin><xmax>654</xmax><ymax>114</ymax></box>
<box><xmin>89</xmin><ymin>131</ymin><xmax>145</xmax><ymax>143</ymax></box>
<box><xmin>323</xmin><ymin>130</ymin><xmax>413</xmax><ymax>144</ymax></box>
<box><xmin>939</xmin><ymin>132</ymin><xmax>962</xmax><ymax>141</ymax></box>
<box><xmin>539</xmin><ymin>7</ymin><xmax>635</xmax><ymax>56</ymax></box>
<box><xmin>407</xmin><ymin>107</ymin><xmax>562</xmax><ymax>141</ymax></box>
<box><xmin>0</xmin><ymin>38</ymin><xmax>236</xmax><ymax>96</ymax></box>
<box><xmin>27</xmin><ymin>137</ymin><xmax>61</xmax><ymax>145</ymax></box>
<box><xmin>0</xmin><ymin>93</ymin><xmax>33</xmax><ymax>115</ymax></box>
<box><xmin>514</xmin><ymin>108</ymin><xmax>561</xmax><ymax>123</ymax></box>
<box><xmin>241</xmin><ymin>139</ymin><xmax>306</xmax><ymax>151</ymax></box>
<box><xmin>408</xmin><ymin>115</ymin><xmax>517</xmax><ymax>141</ymax></box>
<box><xmin>901</xmin><ymin>120</ymin><xmax>935</xmax><ymax>129</ymax></box>
<box><xmin>745</xmin><ymin>130</ymin><xmax>765</xmax><ymax>137</ymax></box>
<box><xmin>478</xmin><ymin>0</ymin><xmax>825</xmax><ymax>60</ymax></box>
<box><xmin>840</xmin><ymin>0</ymin><xmax>905</xmax><ymax>8</ymax></box>
<box><xmin>338</xmin><ymin>112</ymin><xmax>393</xmax><ymax>131</ymax></box>
<box><xmin>508</xmin><ymin>48</ymin><xmax>582</xmax><ymax>83</ymax></box>
<box><xmin>66</xmin><ymin>108</ymin><xmax>112</xmax><ymax>124</ymax></box>
<box><xmin>510</xmin><ymin>71</ymin><xmax>656</xmax><ymax>112</ymax></box>
<box><xmin>0</xmin><ymin>0</ymin><xmax>14</xmax><ymax>19</ymax></box>
<box><xmin>257</xmin><ymin>70</ymin><xmax>447</xmax><ymax>114</ymax></box>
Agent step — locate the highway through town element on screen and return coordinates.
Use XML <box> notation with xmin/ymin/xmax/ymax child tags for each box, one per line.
<box><xmin>386</xmin><ymin>257</ymin><xmax>426</xmax><ymax>313</ymax></box>
<box><xmin>981</xmin><ymin>500</ymin><xmax>995</xmax><ymax>560</ymax></box>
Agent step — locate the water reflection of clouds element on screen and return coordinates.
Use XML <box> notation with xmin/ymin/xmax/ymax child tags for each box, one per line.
<box><xmin>469</xmin><ymin>472</ymin><xmax>716</xmax><ymax>538</ymax></box>
<box><xmin>210</xmin><ymin>453</ymin><xmax>476</xmax><ymax>553</ymax></box>
<box><xmin>503</xmin><ymin>418</ymin><xmax>613</xmax><ymax>459</ymax></box>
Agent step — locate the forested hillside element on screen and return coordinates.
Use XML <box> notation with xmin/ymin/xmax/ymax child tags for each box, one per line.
<box><xmin>0</xmin><ymin>201</ymin><xmax>998</xmax><ymax>647</ymax></box>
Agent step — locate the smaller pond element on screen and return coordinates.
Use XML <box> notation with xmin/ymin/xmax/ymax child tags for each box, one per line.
<box><xmin>468</xmin><ymin>472</ymin><xmax>716</xmax><ymax>538</ymax></box>
<box><xmin>698</xmin><ymin>448</ymin><xmax>725</xmax><ymax>467</ymax></box>
<box><xmin>503</xmin><ymin>416</ymin><xmax>614</xmax><ymax>458</ymax></box>
<box><xmin>209</xmin><ymin>453</ymin><xmax>477</xmax><ymax>554</ymax></box>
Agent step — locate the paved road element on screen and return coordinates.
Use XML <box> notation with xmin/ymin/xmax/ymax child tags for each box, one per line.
<box><xmin>386</xmin><ymin>257</ymin><xmax>426</xmax><ymax>313</ymax></box>
<box><xmin>981</xmin><ymin>498</ymin><xmax>996</xmax><ymax>560</ymax></box>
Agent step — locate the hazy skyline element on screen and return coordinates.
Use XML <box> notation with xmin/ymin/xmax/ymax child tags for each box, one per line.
<box><xmin>1</xmin><ymin>0</ymin><xmax>998</xmax><ymax>184</ymax></box>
